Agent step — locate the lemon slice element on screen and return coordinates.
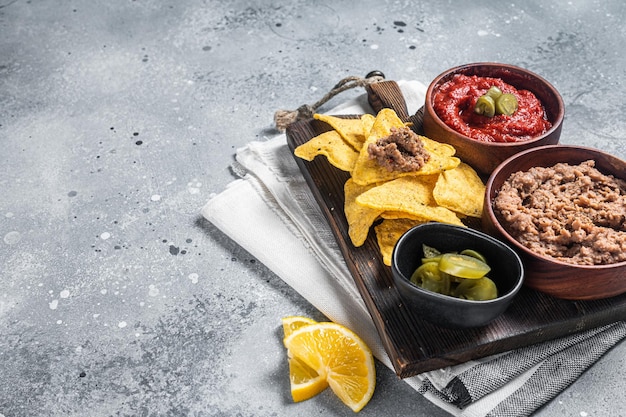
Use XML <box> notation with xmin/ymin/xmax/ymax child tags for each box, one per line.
<box><xmin>287</xmin><ymin>354</ymin><xmax>330</xmax><ymax>402</ymax></box>
<box><xmin>281</xmin><ymin>315</ymin><xmax>318</xmax><ymax>344</ymax></box>
<box><xmin>281</xmin><ymin>316</ymin><xmax>329</xmax><ymax>402</ymax></box>
<box><xmin>283</xmin><ymin>322</ymin><xmax>376</xmax><ymax>412</ymax></box>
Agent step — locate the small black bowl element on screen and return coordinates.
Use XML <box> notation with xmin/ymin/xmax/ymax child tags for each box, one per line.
<box><xmin>392</xmin><ymin>223</ymin><xmax>524</xmax><ymax>328</ymax></box>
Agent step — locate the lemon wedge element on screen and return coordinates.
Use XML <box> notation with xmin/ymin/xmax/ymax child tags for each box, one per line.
<box><xmin>283</xmin><ymin>321</ymin><xmax>376</xmax><ymax>412</ymax></box>
<box><xmin>287</xmin><ymin>354</ymin><xmax>330</xmax><ymax>402</ymax></box>
<box><xmin>281</xmin><ymin>315</ymin><xmax>318</xmax><ymax>343</ymax></box>
<box><xmin>281</xmin><ymin>316</ymin><xmax>329</xmax><ymax>402</ymax></box>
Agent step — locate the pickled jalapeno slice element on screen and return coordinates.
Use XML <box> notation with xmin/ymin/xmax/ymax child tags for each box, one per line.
<box><xmin>460</xmin><ymin>249</ymin><xmax>488</xmax><ymax>264</ymax></box>
<box><xmin>438</xmin><ymin>253</ymin><xmax>491</xmax><ymax>279</ymax></box>
<box><xmin>484</xmin><ymin>86</ymin><xmax>503</xmax><ymax>99</ymax></box>
<box><xmin>410</xmin><ymin>262</ymin><xmax>450</xmax><ymax>295</ymax></box>
<box><xmin>474</xmin><ymin>86</ymin><xmax>518</xmax><ymax>117</ymax></box>
<box><xmin>453</xmin><ymin>277</ymin><xmax>498</xmax><ymax>301</ymax></box>
<box><xmin>409</xmin><ymin>245</ymin><xmax>497</xmax><ymax>300</ymax></box>
<box><xmin>474</xmin><ymin>95</ymin><xmax>496</xmax><ymax>117</ymax></box>
<box><xmin>495</xmin><ymin>93</ymin><xmax>518</xmax><ymax>116</ymax></box>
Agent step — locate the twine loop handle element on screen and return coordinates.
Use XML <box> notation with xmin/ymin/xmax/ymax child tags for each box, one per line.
<box><xmin>273</xmin><ymin>71</ymin><xmax>385</xmax><ymax>131</ymax></box>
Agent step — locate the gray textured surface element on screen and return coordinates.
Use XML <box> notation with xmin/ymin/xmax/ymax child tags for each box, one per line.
<box><xmin>1</xmin><ymin>0</ymin><xmax>625</xmax><ymax>416</ymax></box>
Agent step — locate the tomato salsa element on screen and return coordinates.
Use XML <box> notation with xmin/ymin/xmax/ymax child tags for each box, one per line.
<box><xmin>433</xmin><ymin>74</ymin><xmax>552</xmax><ymax>143</ymax></box>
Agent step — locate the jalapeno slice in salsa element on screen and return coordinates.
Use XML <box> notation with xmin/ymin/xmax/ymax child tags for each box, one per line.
<box><xmin>474</xmin><ymin>95</ymin><xmax>496</xmax><ymax>117</ymax></box>
<box><xmin>495</xmin><ymin>93</ymin><xmax>518</xmax><ymax>116</ymax></box>
<box><xmin>474</xmin><ymin>86</ymin><xmax>519</xmax><ymax>118</ymax></box>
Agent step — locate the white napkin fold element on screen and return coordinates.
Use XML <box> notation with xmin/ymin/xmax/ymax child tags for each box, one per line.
<box><xmin>202</xmin><ymin>81</ymin><xmax>626</xmax><ymax>417</ymax></box>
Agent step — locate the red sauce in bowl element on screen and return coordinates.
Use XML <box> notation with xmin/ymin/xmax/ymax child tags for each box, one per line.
<box><xmin>433</xmin><ymin>74</ymin><xmax>552</xmax><ymax>143</ymax></box>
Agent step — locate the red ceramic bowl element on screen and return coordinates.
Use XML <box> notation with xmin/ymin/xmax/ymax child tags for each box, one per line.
<box><xmin>482</xmin><ymin>145</ymin><xmax>626</xmax><ymax>300</ymax></box>
<box><xmin>423</xmin><ymin>62</ymin><xmax>564</xmax><ymax>176</ymax></box>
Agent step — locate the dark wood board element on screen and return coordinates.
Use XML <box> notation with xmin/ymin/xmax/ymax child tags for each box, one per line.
<box><xmin>285</xmin><ymin>116</ymin><xmax>626</xmax><ymax>379</ymax></box>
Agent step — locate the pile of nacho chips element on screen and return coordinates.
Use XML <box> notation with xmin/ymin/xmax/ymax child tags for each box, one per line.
<box><xmin>294</xmin><ymin>108</ymin><xmax>485</xmax><ymax>266</ymax></box>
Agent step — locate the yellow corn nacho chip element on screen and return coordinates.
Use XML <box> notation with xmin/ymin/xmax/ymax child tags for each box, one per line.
<box><xmin>374</xmin><ymin>218</ymin><xmax>425</xmax><ymax>266</ymax></box>
<box><xmin>294</xmin><ymin>130</ymin><xmax>359</xmax><ymax>172</ymax></box>
<box><xmin>421</xmin><ymin>135</ymin><xmax>456</xmax><ymax>158</ymax></box>
<box><xmin>360</xmin><ymin>114</ymin><xmax>376</xmax><ymax>139</ymax></box>
<box><xmin>314</xmin><ymin>114</ymin><xmax>366</xmax><ymax>151</ymax></box>
<box><xmin>380</xmin><ymin>211</ymin><xmax>430</xmax><ymax>222</ymax></box>
<box><xmin>350</xmin><ymin>109</ymin><xmax>460</xmax><ymax>185</ymax></box>
<box><xmin>356</xmin><ymin>176</ymin><xmax>465</xmax><ymax>227</ymax></box>
<box><xmin>344</xmin><ymin>178</ymin><xmax>382</xmax><ymax>247</ymax></box>
<box><xmin>433</xmin><ymin>162</ymin><xmax>485</xmax><ymax>218</ymax></box>
<box><xmin>293</xmin><ymin>108</ymin><xmax>486</xmax><ymax>264</ymax></box>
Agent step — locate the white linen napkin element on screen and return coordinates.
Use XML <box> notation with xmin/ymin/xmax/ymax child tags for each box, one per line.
<box><xmin>201</xmin><ymin>81</ymin><xmax>626</xmax><ymax>417</ymax></box>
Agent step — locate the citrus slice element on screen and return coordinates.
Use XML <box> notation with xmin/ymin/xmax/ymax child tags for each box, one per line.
<box><xmin>284</xmin><ymin>322</ymin><xmax>376</xmax><ymax>412</ymax></box>
<box><xmin>281</xmin><ymin>316</ymin><xmax>328</xmax><ymax>402</ymax></box>
<box><xmin>287</xmin><ymin>354</ymin><xmax>330</xmax><ymax>402</ymax></box>
<box><xmin>281</xmin><ymin>315</ymin><xmax>318</xmax><ymax>344</ymax></box>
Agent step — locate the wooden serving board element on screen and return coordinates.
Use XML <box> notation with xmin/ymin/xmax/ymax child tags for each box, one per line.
<box><xmin>285</xmin><ymin>98</ymin><xmax>626</xmax><ymax>378</ymax></box>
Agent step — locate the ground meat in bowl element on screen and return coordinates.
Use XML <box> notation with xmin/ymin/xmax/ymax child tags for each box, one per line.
<box><xmin>493</xmin><ymin>160</ymin><xmax>626</xmax><ymax>265</ymax></box>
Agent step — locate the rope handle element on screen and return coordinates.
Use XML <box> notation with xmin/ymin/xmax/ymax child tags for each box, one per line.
<box><xmin>273</xmin><ymin>71</ymin><xmax>386</xmax><ymax>131</ymax></box>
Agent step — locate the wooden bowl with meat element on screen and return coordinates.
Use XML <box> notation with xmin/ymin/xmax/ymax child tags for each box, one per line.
<box><xmin>482</xmin><ymin>145</ymin><xmax>626</xmax><ymax>300</ymax></box>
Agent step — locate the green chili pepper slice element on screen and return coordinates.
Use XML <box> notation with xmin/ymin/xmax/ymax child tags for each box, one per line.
<box><xmin>453</xmin><ymin>277</ymin><xmax>498</xmax><ymax>300</ymax></box>
<box><xmin>438</xmin><ymin>253</ymin><xmax>491</xmax><ymax>279</ymax></box>
<box><xmin>421</xmin><ymin>255</ymin><xmax>442</xmax><ymax>264</ymax></box>
<box><xmin>460</xmin><ymin>249</ymin><xmax>487</xmax><ymax>264</ymax></box>
<box><xmin>495</xmin><ymin>93</ymin><xmax>518</xmax><ymax>116</ymax></box>
<box><xmin>410</xmin><ymin>262</ymin><xmax>451</xmax><ymax>295</ymax></box>
<box><xmin>484</xmin><ymin>86</ymin><xmax>503</xmax><ymax>99</ymax></box>
<box><xmin>474</xmin><ymin>95</ymin><xmax>496</xmax><ymax>117</ymax></box>
<box><xmin>422</xmin><ymin>244</ymin><xmax>441</xmax><ymax>259</ymax></box>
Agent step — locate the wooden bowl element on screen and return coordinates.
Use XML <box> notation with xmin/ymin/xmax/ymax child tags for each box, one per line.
<box><xmin>423</xmin><ymin>62</ymin><xmax>564</xmax><ymax>176</ymax></box>
<box><xmin>482</xmin><ymin>145</ymin><xmax>626</xmax><ymax>300</ymax></box>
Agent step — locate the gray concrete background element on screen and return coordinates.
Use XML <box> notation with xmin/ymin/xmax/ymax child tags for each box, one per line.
<box><xmin>1</xmin><ymin>0</ymin><xmax>625</xmax><ymax>416</ymax></box>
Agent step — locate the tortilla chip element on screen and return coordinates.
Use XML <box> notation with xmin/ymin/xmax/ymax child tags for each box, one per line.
<box><xmin>356</xmin><ymin>176</ymin><xmax>465</xmax><ymax>226</ymax></box>
<box><xmin>350</xmin><ymin>109</ymin><xmax>460</xmax><ymax>185</ymax></box>
<box><xmin>374</xmin><ymin>218</ymin><xmax>426</xmax><ymax>266</ymax></box>
<box><xmin>433</xmin><ymin>162</ymin><xmax>485</xmax><ymax>217</ymax></box>
<box><xmin>314</xmin><ymin>114</ymin><xmax>366</xmax><ymax>151</ymax></box>
<box><xmin>422</xmin><ymin>135</ymin><xmax>456</xmax><ymax>158</ymax></box>
<box><xmin>344</xmin><ymin>178</ymin><xmax>382</xmax><ymax>246</ymax></box>
<box><xmin>380</xmin><ymin>211</ymin><xmax>430</xmax><ymax>222</ymax></box>
<box><xmin>360</xmin><ymin>114</ymin><xmax>376</xmax><ymax>138</ymax></box>
<box><xmin>294</xmin><ymin>130</ymin><xmax>359</xmax><ymax>172</ymax></box>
